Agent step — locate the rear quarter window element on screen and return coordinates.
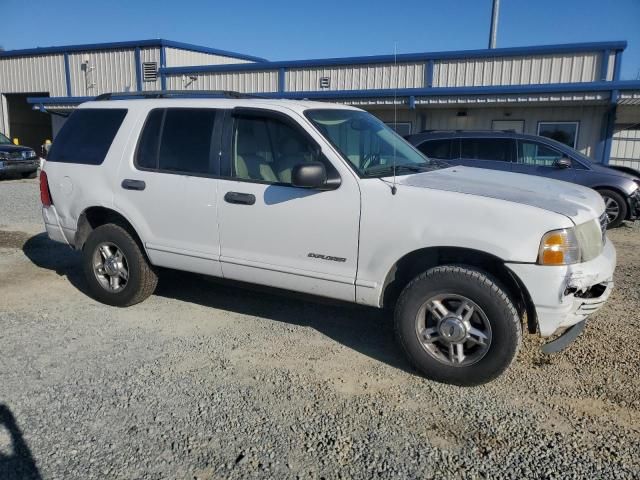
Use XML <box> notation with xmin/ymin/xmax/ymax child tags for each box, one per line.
<box><xmin>47</xmin><ymin>109</ymin><xmax>127</xmax><ymax>165</ymax></box>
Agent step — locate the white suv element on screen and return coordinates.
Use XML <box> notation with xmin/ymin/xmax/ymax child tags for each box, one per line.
<box><xmin>40</xmin><ymin>93</ymin><xmax>616</xmax><ymax>386</ymax></box>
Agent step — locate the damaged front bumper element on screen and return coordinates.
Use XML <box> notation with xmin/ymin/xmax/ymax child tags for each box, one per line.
<box><xmin>506</xmin><ymin>239</ymin><xmax>616</xmax><ymax>344</ymax></box>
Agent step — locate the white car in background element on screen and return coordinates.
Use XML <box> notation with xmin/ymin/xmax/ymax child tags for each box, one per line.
<box><xmin>39</xmin><ymin>92</ymin><xmax>616</xmax><ymax>386</ymax></box>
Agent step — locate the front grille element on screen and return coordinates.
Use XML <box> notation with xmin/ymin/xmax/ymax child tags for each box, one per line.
<box><xmin>599</xmin><ymin>212</ymin><xmax>608</xmax><ymax>242</ymax></box>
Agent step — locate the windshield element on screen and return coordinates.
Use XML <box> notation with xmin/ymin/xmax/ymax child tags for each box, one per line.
<box><xmin>0</xmin><ymin>132</ymin><xmax>11</xmax><ymax>145</ymax></box>
<box><xmin>305</xmin><ymin>109</ymin><xmax>441</xmax><ymax>177</ymax></box>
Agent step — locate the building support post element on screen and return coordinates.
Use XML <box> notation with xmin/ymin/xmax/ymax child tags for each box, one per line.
<box><xmin>489</xmin><ymin>0</ymin><xmax>500</xmax><ymax>49</ymax></box>
<box><xmin>601</xmin><ymin>90</ymin><xmax>619</xmax><ymax>165</ymax></box>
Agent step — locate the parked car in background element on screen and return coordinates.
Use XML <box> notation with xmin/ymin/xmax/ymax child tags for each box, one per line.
<box><xmin>0</xmin><ymin>131</ymin><xmax>39</xmax><ymax>179</ymax></box>
<box><xmin>406</xmin><ymin>131</ymin><xmax>640</xmax><ymax>228</ymax></box>
<box><xmin>40</xmin><ymin>94</ymin><xmax>616</xmax><ymax>386</ymax></box>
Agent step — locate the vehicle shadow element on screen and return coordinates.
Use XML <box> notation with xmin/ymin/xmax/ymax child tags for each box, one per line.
<box><xmin>21</xmin><ymin>233</ymin><xmax>414</xmax><ymax>376</ymax></box>
<box><xmin>0</xmin><ymin>404</ymin><xmax>42</xmax><ymax>480</ymax></box>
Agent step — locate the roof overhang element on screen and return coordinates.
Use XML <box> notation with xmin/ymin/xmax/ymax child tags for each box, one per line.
<box><xmin>26</xmin><ymin>80</ymin><xmax>640</xmax><ymax>111</ymax></box>
<box><xmin>618</xmin><ymin>90</ymin><xmax>640</xmax><ymax>106</ymax></box>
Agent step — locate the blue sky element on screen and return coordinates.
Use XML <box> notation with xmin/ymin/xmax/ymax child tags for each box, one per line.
<box><xmin>2</xmin><ymin>0</ymin><xmax>639</xmax><ymax>80</ymax></box>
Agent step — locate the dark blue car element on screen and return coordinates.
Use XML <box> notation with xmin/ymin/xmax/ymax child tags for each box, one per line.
<box><xmin>406</xmin><ymin>130</ymin><xmax>640</xmax><ymax>228</ymax></box>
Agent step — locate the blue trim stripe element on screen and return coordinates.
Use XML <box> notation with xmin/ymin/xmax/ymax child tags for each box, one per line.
<box><xmin>159</xmin><ymin>40</ymin><xmax>628</xmax><ymax>75</ymax></box>
<box><xmin>0</xmin><ymin>38</ymin><xmax>267</xmax><ymax>63</ymax></box>
<box><xmin>160</xmin><ymin>47</ymin><xmax>167</xmax><ymax>90</ymax></box>
<box><xmin>25</xmin><ymin>80</ymin><xmax>640</xmax><ymax>107</ymax></box>
<box><xmin>63</xmin><ymin>53</ymin><xmax>72</xmax><ymax>96</ymax></box>
<box><xmin>600</xmin><ymin>50</ymin><xmax>610</xmax><ymax>81</ymax></box>
<box><xmin>613</xmin><ymin>50</ymin><xmax>623</xmax><ymax>81</ymax></box>
<box><xmin>134</xmin><ymin>47</ymin><xmax>142</xmax><ymax>91</ymax></box>
<box><xmin>425</xmin><ymin>59</ymin><xmax>434</xmax><ymax>88</ymax></box>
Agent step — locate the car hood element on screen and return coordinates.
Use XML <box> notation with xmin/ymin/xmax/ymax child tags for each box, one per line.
<box><xmin>590</xmin><ymin>161</ymin><xmax>639</xmax><ymax>181</ymax></box>
<box><xmin>0</xmin><ymin>144</ymin><xmax>33</xmax><ymax>153</ymax></box>
<box><xmin>395</xmin><ymin>166</ymin><xmax>604</xmax><ymax>225</ymax></box>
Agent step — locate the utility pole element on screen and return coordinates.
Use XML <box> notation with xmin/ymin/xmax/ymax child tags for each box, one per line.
<box><xmin>489</xmin><ymin>0</ymin><xmax>500</xmax><ymax>49</ymax></box>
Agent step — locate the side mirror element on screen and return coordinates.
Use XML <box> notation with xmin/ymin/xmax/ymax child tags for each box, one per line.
<box><xmin>554</xmin><ymin>156</ymin><xmax>572</xmax><ymax>169</ymax></box>
<box><xmin>291</xmin><ymin>162</ymin><xmax>327</xmax><ymax>189</ymax></box>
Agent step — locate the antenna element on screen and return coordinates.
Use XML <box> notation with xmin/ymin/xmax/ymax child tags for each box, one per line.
<box><xmin>391</xmin><ymin>41</ymin><xmax>398</xmax><ymax>195</ymax></box>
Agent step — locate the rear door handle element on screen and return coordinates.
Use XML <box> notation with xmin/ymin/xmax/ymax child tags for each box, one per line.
<box><xmin>224</xmin><ymin>191</ymin><xmax>256</xmax><ymax>205</ymax></box>
<box><xmin>121</xmin><ymin>179</ymin><xmax>146</xmax><ymax>191</ymax></box>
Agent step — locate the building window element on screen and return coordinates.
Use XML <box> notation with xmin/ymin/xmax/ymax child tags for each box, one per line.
<box><xmin>385</xmin><ymin>122</ymin><xmax>412</xmax><ymax>137</ymax></box>
<box><xmin>492</xmin><ymin>120</ymin><xmax>524</xmax><ymax>133</ymax></box>
<box><xmin>537</xmin><ymin>122</ymin><xmax>579</xmax><ymax>148</ymax></box>
<box><xmin>319</xmin><ymin>77</ymin><xmax>330</xmax><ymax>89</ymax></box>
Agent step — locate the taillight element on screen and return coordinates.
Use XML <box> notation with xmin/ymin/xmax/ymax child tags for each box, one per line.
<box><xmin>40</xmin><ymin>170</ymin><xmax>53</xmax><ymax>206</ymax></box>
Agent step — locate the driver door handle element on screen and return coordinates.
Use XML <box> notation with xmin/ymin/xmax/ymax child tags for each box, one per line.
<box><xmin>224</xmin><ymin>191</ymin><xmax>256</xmax><ymax>205</ymax></box>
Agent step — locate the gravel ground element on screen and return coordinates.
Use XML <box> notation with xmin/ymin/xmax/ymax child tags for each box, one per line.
<box><xmin>0</xmin><ymin>177</ymin><xmax>639</xmax><ymax>479</ymax></box>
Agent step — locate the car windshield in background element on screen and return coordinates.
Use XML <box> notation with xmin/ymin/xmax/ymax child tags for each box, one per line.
<box><xmin>0</xmin><ymin>132</ymin><xmax>12</xmax><ymax>145</ymax></box>
<box><xmin>305</xmin><ymin>109</ymin><xmax>440</xmax><ymax>177</ymax></box>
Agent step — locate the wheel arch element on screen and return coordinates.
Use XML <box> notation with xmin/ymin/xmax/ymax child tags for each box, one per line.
<box><xmin>75</xmin><ymin>206</ymin><xmax>147</xmax><ymax>254</ymax></box>
<box><xmin>592</xmin><ymin>186</ymin><xmax>631</xmax><ymax>219</ymax></box>
<box><xmin>380</xmin><ymin>246</ymin><xmax>537</xmax><ymax>334</ymax></box>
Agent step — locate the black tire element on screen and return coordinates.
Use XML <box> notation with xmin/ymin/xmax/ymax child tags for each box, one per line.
<box><xmin>598</xmin><ymin>189</ymin><xmax>627</xmax><ymax>229</ymax></box>
<box><xmin>82</xmin><ymin>224</ymin><xmax>158</xmax><ymax>307</ymax></box>
<box><xmin>22</xmin><ymin>170</ymin><xmax>38</xmax><ymax>179</ymax></box>
<box><xmin>394</xmin><ymin>265</ymin><xmax>521</xmax><ymax>386</ymax></box>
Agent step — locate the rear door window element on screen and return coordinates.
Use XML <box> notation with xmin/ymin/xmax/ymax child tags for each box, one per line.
<box><xmin>416</xmin><ymin>139</ymin><xmax>452</xmax><ymax>160</ymax></box>
<box><xmin>460</xmin><ymin>138</ymin><xmax>514</xmax><ymax>162</ymax></box>
<box><xmin>135</xmin><ymin>108</ymin><xmax>218</xmax><ymax>175</ymax></box>
<box><xmin>47</xmin><ymin>109</ymin><xmax>127</xmax><ymax>165</ymax></box>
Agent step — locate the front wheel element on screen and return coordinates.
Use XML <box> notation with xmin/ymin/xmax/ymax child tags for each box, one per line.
<box><xmin>82</xmin><ymin>224</ymin><xmax>158</xmax><ymax>307</ymax></box>
<box><xmin>394</xmin><ymin>266</ymin><xmax>521</xmax><ymax>386</ymax></box>
<box><xmin>598</xmin><ymin>189</ymin><xmax>627</xmax><ymax>229</ymax></box>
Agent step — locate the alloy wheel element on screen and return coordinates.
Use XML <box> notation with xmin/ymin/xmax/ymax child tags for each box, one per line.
<box><xmin>415</xmin><ymin>294</ymin><xmax>492</xmax><ymax>366</ymax></box>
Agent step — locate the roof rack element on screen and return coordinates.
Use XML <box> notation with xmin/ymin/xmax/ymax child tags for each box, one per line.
<box><xmin>94</xmin><ymin>90</ymin><xmax>262</xmax><ymax>101</ymax></box>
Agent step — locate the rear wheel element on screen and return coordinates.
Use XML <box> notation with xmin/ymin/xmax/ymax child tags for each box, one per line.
<box><xmin>394</xmin><ymin>265</ymin><xmax>521</xmax><ymax>386</ymax></box>
<box><xmin>598</xmin><ymin>189</ymin><xmax>627</xmax><ymax>228</ymax></box>
<box><xmin>82</xmin><ymin>224</ymin><xmax>157</xmax><ymax>307</ymax></box>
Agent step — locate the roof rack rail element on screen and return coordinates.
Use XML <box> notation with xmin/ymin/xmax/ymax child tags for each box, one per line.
<box><xmin>419</xmin><ymin>129</ymin><xmax>515</xmax><ymax>133</ymax></box>
<box><xmin>94</xmin><ymin>90</ymin><xmax>262</xmax><ymax>101</ymax></box>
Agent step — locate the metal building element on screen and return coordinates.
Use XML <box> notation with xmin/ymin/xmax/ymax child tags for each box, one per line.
<box><xmin>2</xmin><ymin>38</ymin><xmax>640</xmax><ymax>168</ymax></box>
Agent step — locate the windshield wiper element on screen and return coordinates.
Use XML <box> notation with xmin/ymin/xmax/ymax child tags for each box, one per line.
<box><xmin>363</xmin><ymin>164</ymin><xmax>433</xmax><ymax>177</ymax></box>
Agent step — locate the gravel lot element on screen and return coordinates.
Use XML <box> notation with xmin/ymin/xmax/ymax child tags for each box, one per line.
<box><xmin>1</xmin><ymin>176</ymin><xmax>639</xmax><ymax>479</ymax></box>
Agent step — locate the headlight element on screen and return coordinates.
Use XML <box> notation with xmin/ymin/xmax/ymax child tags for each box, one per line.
<box><xmin>538</xmin><ymin>228</ymin><xmax>581</xmax><ymax>265</ymax></box>
<box><xmin>538</xmin><ymin>220</ymin><xmax>603</xmax><ymax>266</ymax></box>
<box><xmin>575</xmin><ymin>219</ymin><xmax>604</xmax><ymax>261</ymax></box>
<box><xmin>24</xmin><ymin>149</ymin><xmax>36</xmax><ymax>159</ymax></box>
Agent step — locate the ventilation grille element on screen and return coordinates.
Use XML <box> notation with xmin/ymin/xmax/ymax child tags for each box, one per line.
<box><xmin>142</xmin><ymin>62</ymin><xmax>158</xmax><ymax>82</ymax></box>
<box><xmin>319</xmin><ymin>77</ymin><xmax>330</xmax><ymax>89</ymax></box>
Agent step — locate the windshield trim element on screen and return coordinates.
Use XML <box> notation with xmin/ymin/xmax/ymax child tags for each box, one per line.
<box><xmin>0</xmin><ymin>131</ymin><xmax>11</xmax><ymax>145</ymax></box>
<box><xmin>303</xmin><ymin>108</ymin><xmax>438</xmax><ymax>179</ymax></box>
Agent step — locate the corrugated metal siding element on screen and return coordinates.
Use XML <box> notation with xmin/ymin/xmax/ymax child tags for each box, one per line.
<box><xmin>165</xmin><ymin>71</ymin><xmax>278</xmax><ymax>93</ymax></box>
<box><xmin>68</xmin><ymin>49</ymin><xmax>137</xmax><ymax>96</ymax></box>
<box><xmin>0</xmin><ymin>54</ymin><xmax>67</xmax><ymax>96</ymax></box>
<box><xmin>286</xmin><ymin>63</ymin><xmax>424</xmax><ymax>91</ymax></box>
<box><xmin>611</xmin><ymin>125</ymin><xmax>640</xmax><ymax>167</ymax></box>
<box><xmin>433</xmin><ymin>52</ymin><xmax>601</xmax><ymax>87</ymax></box>
<box><xmin>414</xmin><ymin>105</ymin><xmax>605</xmax><ymax>159</ymax></box>
<box><xmin>164</xmin><ymin>47</ymin><xmax>254</xmax><ymax>67</ymax></box>
<box><xmin>140</xmin><ymin>47</ymin><xmax>162</xmax><ymax>91</ymax></box>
